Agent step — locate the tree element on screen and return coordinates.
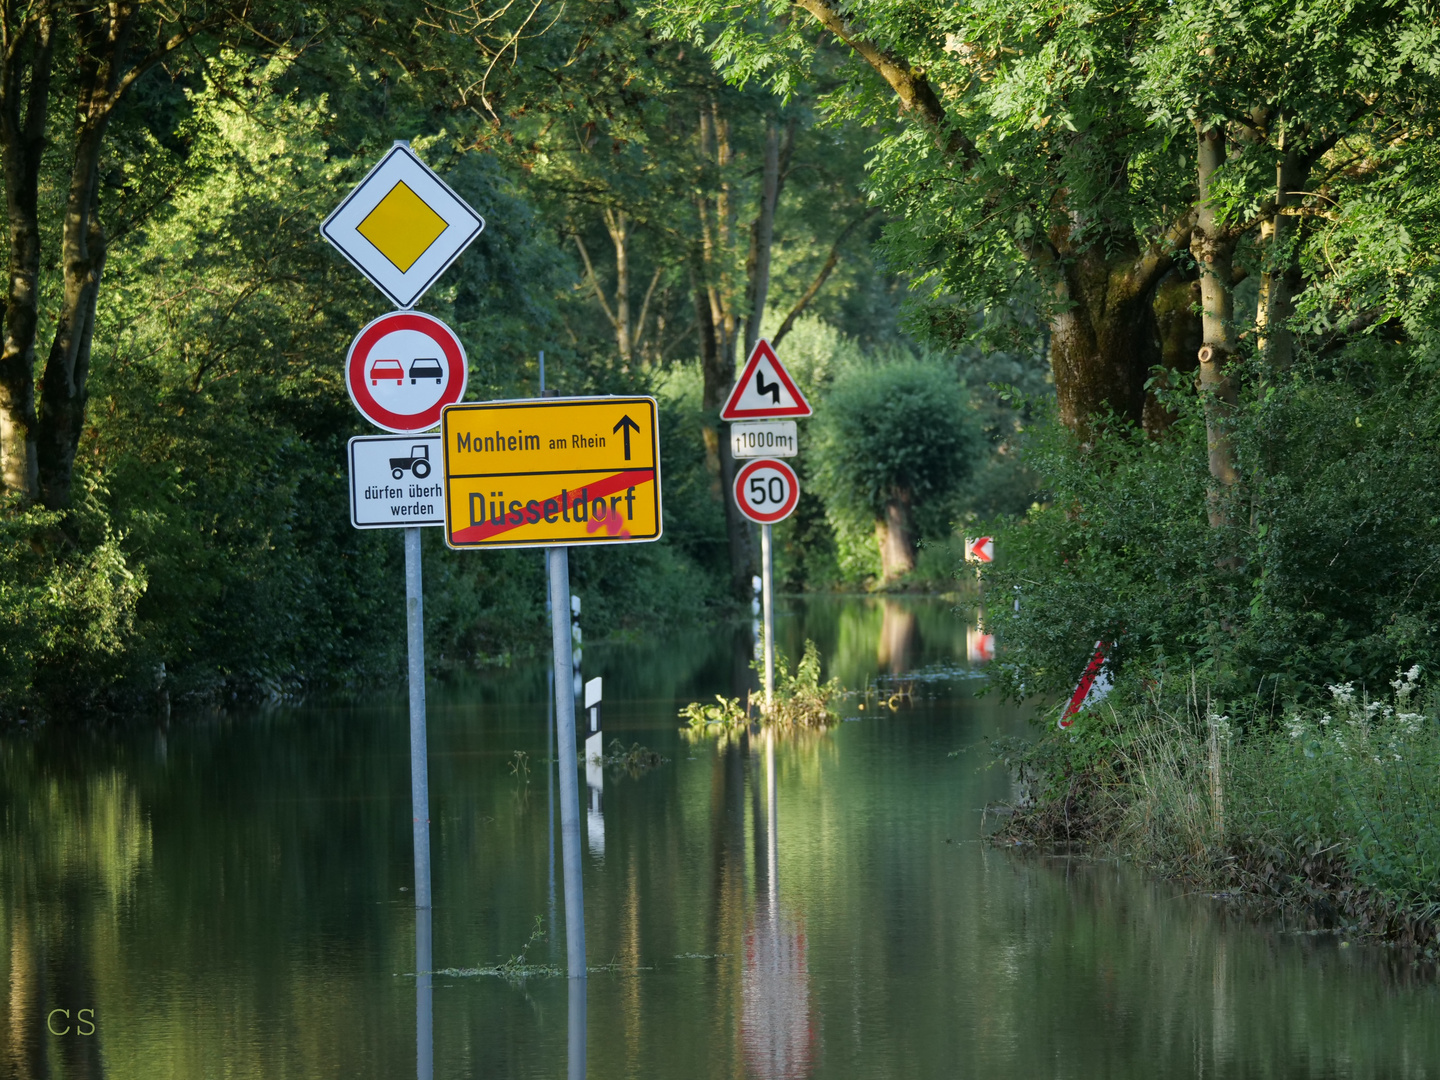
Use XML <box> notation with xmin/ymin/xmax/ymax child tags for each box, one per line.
<box><xmin>524</xmin><ymin>19</ymin><xmax>877</xmax><ymax>595</ymax></box>
<box><xmin>0</xmin><ymin>0</ymin><xmax>288</xmax><ymax>509</ymax></box>
<box><xmin>650</xmin><ymin>0</ymin><xmax>1440</xmax><ymax>517</ymax></box>
<box><xmin>811</xmin><ymin>357</ymin><xmax>978</xmax><ymax>582</ymax></box>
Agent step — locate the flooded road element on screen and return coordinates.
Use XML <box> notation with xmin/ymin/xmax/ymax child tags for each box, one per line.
<box><xmin>4</xmin><ymin>596</ymin><xmax>1440</xmax><ymax>1078</ymax></box>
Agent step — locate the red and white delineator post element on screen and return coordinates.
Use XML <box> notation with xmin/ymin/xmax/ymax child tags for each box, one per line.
<box><xmin>1059</xmin><ymin>641</ymin><xmax>1112</xmax><ymax>729</ymax></box>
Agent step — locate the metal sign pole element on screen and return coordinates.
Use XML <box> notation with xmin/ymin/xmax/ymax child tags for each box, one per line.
<box><xmin>766</xmin><ymin>728</ymin><xmax>777</xmax><ymax>908</ymax></box>
<box><xmin>415</xmin><ymin>905</ymin><xmax>434</xmax><ymax>1080</ymax></box>
<box><xmin>761</xmin><ymin>523</ymin><xmax>775</xmax><ymax>713</ymax></box>
<box><xmin>405</xmin><ymin>526</ymin><xmax>432</xmax><ymax>910</ymax></box>
<box><xmin>548</xmin><ymin>545</ymin><xmax>586</xmax><ymax>979</ymax></box>
<box><xmin>568</xmin><ymin>973</ymin><xmax>587</xmax><ymax>1080</ymax></box>
<box><xmin>540</xmin><ymin>351</ymin><xmax>558</xmax><ymax>952</ymax></box>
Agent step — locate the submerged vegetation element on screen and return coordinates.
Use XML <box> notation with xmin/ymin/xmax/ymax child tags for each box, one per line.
<box><xmin>680</xmin><ymin>639</ymin><xmax>845</xmax><ymax>733</ymax></box>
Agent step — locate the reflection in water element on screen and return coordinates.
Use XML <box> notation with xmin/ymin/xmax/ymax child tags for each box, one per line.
<box><xmin>876</xmin><ymin>600</ymin><xmax>918</xmax><ymax>675</ymax></box>
<box><xmin>966</xmin><ymin>626</ymin><xmax>995</xmax><ymax>665</ymax></box>
<box><xmin>6</xmin><ymin>599</ymin><xmax>1440</xmax><ymax>1078</ymax></box>
<box><xmin>741</xmin><ymin>732</ymin><xmax>815</xmax><ymax>1080</ymax></box>
<box><xmin>569</xmin><ymin>976</ymin><xmax>587</xmax><ymax>1080</ymax></box>
<box><xmin>416</xmin><ymin>907</ymin><xmax>433</xmax><ymax>1080</ymax></box>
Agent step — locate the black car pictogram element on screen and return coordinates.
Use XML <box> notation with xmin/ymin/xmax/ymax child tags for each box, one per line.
<box><xmin>409</xmin><ymin>358</ymin><xmax>444</xmax><ymax>385</ymax></box>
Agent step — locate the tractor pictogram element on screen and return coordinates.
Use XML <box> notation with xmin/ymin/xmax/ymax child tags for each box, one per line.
<box><xmin>390</xmin><ymin>444</ymin><xmax>432</xmax><ymax>479</ymax></box>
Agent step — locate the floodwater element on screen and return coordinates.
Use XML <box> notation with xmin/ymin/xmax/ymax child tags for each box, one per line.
<box><xmin>4</xmin><ymin>595</ymin><xmax>1440</xmax><ymax>1079</ymax></box>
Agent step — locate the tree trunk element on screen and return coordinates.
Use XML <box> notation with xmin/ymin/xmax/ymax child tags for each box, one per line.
<box><xmin>1143</xmin><ymin>269</ymin><xmax>1203</xmax><ymax>434</ymax></box>
<box><xmin>1192</xmin><ymin>121</ymin><xmax>1241</xmax><ymax>529</ymax></box>
<box><xmin>1046</xmin><ymin>244</ymin><xmax>1167</xmax><ymax>434</ymax></box>
<box><xmin>696</xmin><ymin>271</ymin><xmax>752</xmax><ymax>597</ymax></box>
<box><xmin>741</xmin><ymin>120</ymin><xmax>781</xmax><ymax>357</ymax></box>
<box><xmin>602</xmin><ymin>207</ymin><xmax>633</xmax><ymax>366</ymax></box>
<box><xmin>0</xmin><ymin>14</ymin><xmax>54</xmax><ymax>501</ymax></box>
<box><xmin>36</xmin><ymin>57</ymin><xmax>118</xmax><ymax>510</ymax></box>
<box><xmin>875</xmin><ymin>493</ymin><xmax>916</xmax><ymax>582</ymax></box>
<box><xmin>1256</xmin><ymin>138</ymin><xmax>1303</xmax><ymax>376</ymax></box>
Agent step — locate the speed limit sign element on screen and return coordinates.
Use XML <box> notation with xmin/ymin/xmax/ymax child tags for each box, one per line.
<box><xmin>733</xmin><ymin>458</ymin><xmax>800</xmax><ymax>524</ymax></box>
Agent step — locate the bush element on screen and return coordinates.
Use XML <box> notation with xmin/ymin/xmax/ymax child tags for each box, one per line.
<box><xmin>986</xmin><ymin>354</ymin><xmax>1440</xmax><ymax>709</ymax></box>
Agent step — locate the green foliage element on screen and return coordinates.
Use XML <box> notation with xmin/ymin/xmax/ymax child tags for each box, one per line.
<box><xmin>1230</xmin><ymin>669</ymin><xmax>1440</xmax><ymax>906</ymax></box>
<box><xmin>598</xmin><ymin>740</ymin><xmax>669</xmax><ymax>775</ymax></box>
<box><xmin>2</xmin><ymin>41</ymin><xmax>743</xmax><ymax>718</ymax></box>
<box><xmin>0</xmin><ymin>492</ymin><xmax>146</xmax><ymax>713</ymax></box>
<box><xmin>809</xmin><ymin>355</ymin><xmax>982</xmax><ymax>575</ymax></box>
<box><xmin>768</xmin><ymin>639</ymin><xmax>844</xmax><ymax>727</ymax></box>
<box><xmin>1022</xmin><ymin>666</ymin><xmax>1440</xmax><ymax>909</ymax></box>
<box><xmin>813</xmin><ymin>356</ymin><xmax>977</xmax><ymax>522</ymax></box>
<box><xmin>679</xmin><ymin>694</ymin><xmax>749</xmax><ymax>729</ymax></box>
<box><xmin>986</xmin><ymin>352</ymin><xmax>1440</xmax><ymax>707</ymax></box>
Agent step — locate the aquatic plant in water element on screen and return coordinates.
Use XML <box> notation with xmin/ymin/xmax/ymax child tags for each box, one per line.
<box><xmin>679</xmin><ymin>640</ymin><xmax>844</xmax><ymax>732</ymax></box>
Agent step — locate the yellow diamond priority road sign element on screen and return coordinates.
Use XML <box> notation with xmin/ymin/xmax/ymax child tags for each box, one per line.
<box><xmin>322</xmin><ymin>143</ymin><xmax>485</xmax><ymax>309</ymax></box>
<box><xmin>442</xmin><ymin>397</ymin><xmax>661</xmax><ymax>550</ymax></box>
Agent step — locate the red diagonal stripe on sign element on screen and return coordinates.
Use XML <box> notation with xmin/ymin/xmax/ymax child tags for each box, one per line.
<box><xmin>451</xmin><ymin>469</ymin><xmax>655</xmax><ymax>544</ymax></box>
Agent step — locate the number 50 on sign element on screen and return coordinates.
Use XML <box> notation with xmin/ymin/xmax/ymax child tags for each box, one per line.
<box><xmin>734</xmin><ymin>458</ymin><xmax>799</xmax><ymax>524</ymax></box>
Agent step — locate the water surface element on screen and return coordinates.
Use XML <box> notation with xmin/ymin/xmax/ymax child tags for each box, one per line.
<box><xmin>4</xmin><ymin>596</ymin><xmax>1439</xmax><ymax>1078</ymax></box>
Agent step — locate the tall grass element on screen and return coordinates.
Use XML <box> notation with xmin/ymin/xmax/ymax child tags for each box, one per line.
<box><xmin>1011</xmin><ymin>667</ymin><xmax>1440</xmax><ymax>940</ymax></box>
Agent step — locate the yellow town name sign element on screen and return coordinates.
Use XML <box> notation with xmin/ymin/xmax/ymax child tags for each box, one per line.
<box><xmin>441</xmin><ymin>397</ymin><xmax>661</xmax><ymax>549</ymax></box>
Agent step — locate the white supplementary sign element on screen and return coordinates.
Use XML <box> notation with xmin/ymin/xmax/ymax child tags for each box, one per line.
<box><xmin>321</xmin><ymin>143</ymin><xmax>485</xmax><ymax>310</ymax></box>
<box><xmin>721</xmin><ymin>339</ymin><xmax>812</xmax><ymax>420</ymax></box>
<box><xmin>349</xmin><ymin>435</ymin><xmax>444</xmax><ymax>529</ymax></box>
<box><xmin>346</xmin><ymin>311</ymin><xmax>467</xmax><ymax>433</ymax></box>
<box><xmin>731</xmin><ymin>420</ymin><xmax>798</xmax><ymax>458</ymax></box>
<box><xmin>733</xmin><ymin>458</ymin><xmax>800</xmax><ymax>524</ymax></box>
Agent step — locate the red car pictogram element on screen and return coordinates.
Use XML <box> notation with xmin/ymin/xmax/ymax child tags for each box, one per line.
<box><xmin>370</xmin><ymin>359</ymin><xmax>404</xmax><ymax>386</ymax></box>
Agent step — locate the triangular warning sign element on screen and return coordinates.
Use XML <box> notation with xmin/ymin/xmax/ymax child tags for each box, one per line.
<box><xmin>720</xmin><ymin>339</ymin><xmax>812</xmax><ymax>420</ymax></box>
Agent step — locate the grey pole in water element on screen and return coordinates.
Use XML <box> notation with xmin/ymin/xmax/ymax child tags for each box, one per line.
<box><xmin>761</xmin><ymin>523</ymin><xmax>775</xmax><ymax>712</ymax></box>
<box><xmin>405</xmin><ymin>527</ymin><xmax>434</xmax><ymax>1078</ymax></box>
<box><xmin>547</xmin><ymin>663</ymin><xmax>557</xmax><ymax>951</ymax></box>
<box><xmin>540</xmin><ymin>350</ymin><xmax>558</xmax><ymax>950</ymax></box>
<box><xmin>568</xmin><ymin>971</ymin><xmax>587</xmax><ymax>1080</ymax></box>
<box><xmin>405</xmin><ymin>526</ymin><xmax>432</xmax><ymax>909</ymax></box>
<box><xmin>548</xmin><ymin>545</ymin><xmax>587</xmax><ymax>979</ymax></box>
<box><xmin>415</xmin><ymin>906</ymin><xmax>434</xmax><ymax>1080</ymax></box>
<box><xmin>766</xmin><ymin>729</ymin><xmax>778</xmax><ymax>908</ymax></box>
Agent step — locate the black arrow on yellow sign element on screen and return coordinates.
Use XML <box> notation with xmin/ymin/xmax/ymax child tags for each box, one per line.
<box><xmin>613</xmin><ymin>414</ymin><xmax>641</xmax><ymax>460</ymax></box>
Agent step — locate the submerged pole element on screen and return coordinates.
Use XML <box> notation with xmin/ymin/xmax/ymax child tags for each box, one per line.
<box><xmin>761</xmin><ymin>523</ymin><xmax>775</xmax><ymax>713</ymax></box>
<box><xmin>568</xmin><ymin>971</ymin><xmax>587</xmax><ymax>1080</ymax></box>
<box><xmin>415</xmin><ymin>905</ymin><xmax>434</xmax><ymax>1080</ymax></box>
<box><xmin>766</xmin><ymin>728</ymin><xmax>777</xmax><ymax>909</ymax></box>
<box><xmin>405</xmin><ymin>526</ymin><xmax>432</xmax><ymax>910</ymax></box>
<box><xmin>549</xmin><ymin>545</ymin><xmax>587</xmax><ymax>979</ymax></box>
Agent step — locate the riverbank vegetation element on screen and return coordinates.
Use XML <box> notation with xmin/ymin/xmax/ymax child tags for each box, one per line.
<box><xmin>648</xmin><ymin>0</ymin><xmax>1440</xmax><ymax>940</ymax></box>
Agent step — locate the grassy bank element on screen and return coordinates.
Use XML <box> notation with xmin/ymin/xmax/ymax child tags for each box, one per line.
<box><xmin>997</xmin><ymin>668</ymin><xmax>1440</xmax><ymax>959</ymax></box>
